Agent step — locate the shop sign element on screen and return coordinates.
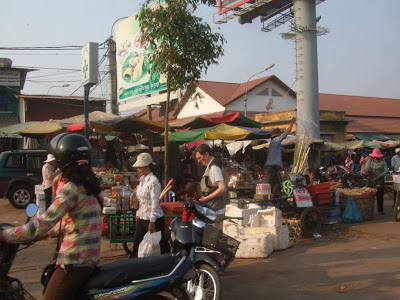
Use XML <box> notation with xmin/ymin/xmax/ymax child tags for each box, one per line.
<box><xmin>115</xmin><ymin>1</ymin><xmax>167</xmax><ymax>103</ymax></box>
<box><xmin>81</xmin><ymin>42</ymin><xmax>99</xmax><ymax>86</ymax></box>
<box><xmin>0</xmin><ymin>71</ymin><xmax>20</xmax><ymax>86</ymax></box>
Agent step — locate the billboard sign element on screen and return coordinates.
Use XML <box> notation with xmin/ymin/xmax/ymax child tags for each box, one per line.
<box><xmin>115</xmin><ymin>6</ymin><xmax>167</xmax><ymax>102</ymax></box>
<box><xmin>218</xmin><ymin>0</ymin><xmax>253</xmax><ymax>15</ymax></box>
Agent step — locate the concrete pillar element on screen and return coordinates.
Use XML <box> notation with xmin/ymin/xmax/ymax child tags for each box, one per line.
<box><xmin>294</xmin><ymin>0</ymin><xmax>320</xmax><ymax>170</ymax></box>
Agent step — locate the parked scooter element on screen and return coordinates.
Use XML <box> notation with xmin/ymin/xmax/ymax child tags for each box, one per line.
<box><xmin>0</xmin><ymin>204</ymin><xmax>196</xmax><ymax>300</ymax></box>
<box><xmin>169</xmin><ymin>199</ymin><xmax>240</xmax><ymax>300</ymax></box>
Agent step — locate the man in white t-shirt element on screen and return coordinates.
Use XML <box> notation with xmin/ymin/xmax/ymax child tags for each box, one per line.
<box><xmin>194</xmin><ymin>144</ymin><xmax>229</xmax><ymax>215</ymax></box>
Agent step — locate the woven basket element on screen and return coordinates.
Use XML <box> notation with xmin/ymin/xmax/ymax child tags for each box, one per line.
<box><xmin>339</xmin><ymin>194</ymin><xmax>375</xmax><ymax>221</ymax></box>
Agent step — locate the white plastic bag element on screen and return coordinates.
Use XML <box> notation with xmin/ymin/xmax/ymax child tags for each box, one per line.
<box><xmin>138</xmin><ymin>231</ymin><xmax>162</xmax><ymax>258</ymax></box>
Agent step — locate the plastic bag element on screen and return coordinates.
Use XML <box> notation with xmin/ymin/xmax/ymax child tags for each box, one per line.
<box><xmin>138</xmin><ymin>231</ymin><xmax>162</xmax><ymax>257</ymax></box>
<box><xmin>341</xmin><ymin>197</ymin><xmax>363</xmax><ymax>223</ymax></box>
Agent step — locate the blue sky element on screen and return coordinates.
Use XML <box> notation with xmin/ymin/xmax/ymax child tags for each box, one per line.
<box><xmin>1</xmin><ymin>0</ymin><xmax>399</xmax><ymax>113</ymax></box>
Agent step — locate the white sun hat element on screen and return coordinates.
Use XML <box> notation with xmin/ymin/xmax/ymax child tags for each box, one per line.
<box><xmin>44</xmin><ymin>154</ymin><xmax>56</xmax><ymax>163</ymax></box>
<box><xmin>132</xmin><ymin>153</ymin><xmax>154</xmax><ymax>168</ymax></box>
<box><xmin>395</xmin><ymin>148</ymin><xmax>400</xmax><ymax>154</ymax></box>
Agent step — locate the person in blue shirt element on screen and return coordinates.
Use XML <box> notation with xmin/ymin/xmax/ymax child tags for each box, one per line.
<box><xmin>263</xmin><ymin>117</ymin><xmax>296</xmax><ymax>198</ymax></box>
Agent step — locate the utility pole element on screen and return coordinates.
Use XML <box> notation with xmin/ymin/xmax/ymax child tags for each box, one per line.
<box><xmin>107</xmin><ymin>37</ymin><xmax>118</xmax><ymax>115</ymax></box>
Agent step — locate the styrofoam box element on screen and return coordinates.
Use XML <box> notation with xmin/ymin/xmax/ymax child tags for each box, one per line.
<box><xmin>222</xmin><ymin>221</ymin><xmax>245</xmax><ymax>238</ymax></box>
<box><xmin>242</xmin><ymin>225</ymin><xmax>290</xmax><ymax>251</ymax></box>
<box><xmin>235</xmin><ymin>234</ymin><xmax>273</xmax><ymax>258</ymax></box>
<box><xmin>225</xmin><ymin>204</ymin><xmax>261</xmax><ymax>226</ymax></box>
<box><xmin>103</xmin><ymin>197</ymin><xmax>117</xmax><ymax>207</ymax></box>
<box><xmin>35</xmin><ymin>185</ymin><xmax>44</xmax><ymax>195</ymax></box>
<box><xmin>102</xmin><ymin>207</ymin><xmax>117</xmax><ymax>214</ymax></box>
<box><xmin>249</xmin><ymin>206</ymin><xmax>283</xmax><ymax>227</ymax></box>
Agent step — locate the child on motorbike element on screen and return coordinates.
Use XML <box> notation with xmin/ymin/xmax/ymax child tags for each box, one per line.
<box><xmin>182</xmin><ymin>181</ymin><xmax>202</xmax><ymax>222</ymax></box>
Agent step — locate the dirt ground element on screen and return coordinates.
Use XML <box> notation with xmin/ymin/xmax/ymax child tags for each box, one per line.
<box><xmin>1</xmin><ymin>195</ymin><xmax>400</xmax><ymax>300</ymax></box>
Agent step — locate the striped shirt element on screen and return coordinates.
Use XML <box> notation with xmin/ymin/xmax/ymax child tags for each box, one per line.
<box><xmin>2</xmin><ymin>182</ymin><xmax>102</xmax><ymax>267</ymax></box>
<box><xmin>135</xmin><ymin>172</ymin><xmax>163</xmax><ymax>222</ymax></box>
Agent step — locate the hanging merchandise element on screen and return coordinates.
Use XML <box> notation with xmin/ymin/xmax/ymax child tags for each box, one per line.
<box><xmin>98</xmin><ymin>134</ymin><xmax>108</xmax><ymax>148</ymax></box>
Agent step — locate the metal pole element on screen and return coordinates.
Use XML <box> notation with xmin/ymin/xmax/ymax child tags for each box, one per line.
<box><xmin>164</xmin><ymin>78</ymin><xmax>171</xmax><ymax>185</ymax></box>
<box><xmin>84</xmin><ymin>85</ymin><xmax>90</xmax><ymax>139</ymax></box>
<box><xmin>294</xmin><ymin>0</ymin><xmax>320</xmax><ymax>170</ymax></box>
<box><xmin>107</xmin><ymin>38</ymin><xmax>118</xmax><ymax>115</ymax></box>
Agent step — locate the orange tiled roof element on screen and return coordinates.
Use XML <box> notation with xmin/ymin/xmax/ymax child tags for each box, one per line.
<box><xmin>319</xmin><ymin>93</ymin><xmax>400</xmax><ymax>118</ymax></box>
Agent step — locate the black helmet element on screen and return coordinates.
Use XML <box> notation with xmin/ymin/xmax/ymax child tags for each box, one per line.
<box><xmin>48</xmin><ymin>133</ymin><xmax>91</xmax><ymax>170</ymax></box>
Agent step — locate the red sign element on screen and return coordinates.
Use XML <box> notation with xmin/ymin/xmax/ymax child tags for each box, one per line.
<box><xmin>218</xmin><ymin>0</ymin><xmax>253</xmax><ymax>15</ymax></box>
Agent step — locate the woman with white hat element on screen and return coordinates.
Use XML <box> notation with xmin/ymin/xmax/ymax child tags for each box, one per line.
<box><xmin>130</xmin><ymin>152</ymin><xmax>169</xmax><ymax>258</ymax></box>
<box><xmin>42</xmin><ymin>153</ymin><xmax>59</xmax><ymax>209</ymax></box>
<box><xmin>365</xmin><ymin>148</ymin><xmax>388</xmax><ymax>215</ymax></box>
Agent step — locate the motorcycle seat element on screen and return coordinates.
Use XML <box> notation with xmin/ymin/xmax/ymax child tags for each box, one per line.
<box><xmin>83</xmin><ymin>253</ymin><xmax>177</xmax><ymax>290</ymax></box>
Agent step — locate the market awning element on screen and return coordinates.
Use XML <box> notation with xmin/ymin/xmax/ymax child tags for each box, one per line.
<box><xmin>352</xmin><ymin>133</ymin><xmax>391</xmax><ymax>141</ymax></box>
<box><xmin>19</xmin><ymin>121</ymin><xmax>65</xmax><ymax>138</ymax></box>
<box><xmin>170</xmin><ymin>112</ymin><xmax>261</xmax><ymax>130</ymax></box>
<box><xmin>313</xmin><ymin>141</ymin><xmax>346</xmax><ymax>152</ymax></box>
<box><xmin>169</xmin><ymin>124</ymin><xmax>253</xmax><ymax>142</ymax></box>
<box><xmin>0</xmin><ymin>121</ymin><xmax>40</xmax><ymax>135</ymax></box>
<box><xmin>342</xmin><ymin>140</ymin><xmax>382</xmax><ymax>149</ymax></box>
<box><xmin>252</xmin><ymin>136</ymin><xmax>324</xmax><ymax>150</ymax></box>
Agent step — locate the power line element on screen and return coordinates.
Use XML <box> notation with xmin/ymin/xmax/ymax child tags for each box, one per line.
<box><xmin>0</xmin><ymin>45</ymin><xmax>106</xmax><ymax>51</ymax></box>
<box><xmin>0</xmin><ymin>53</ymin><xmax>81</xmax><ymax>56</ymax></box>
<box><xmin>28</xmin><ymin>70</ymin><xmax>80</xmax><ymax>79</ymax></box>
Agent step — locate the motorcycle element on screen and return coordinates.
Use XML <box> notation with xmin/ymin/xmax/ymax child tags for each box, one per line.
<box><xmin>169</xmin><ymin>199</ymin><xmax>240</xmax><ymax>300</ymax></box>
<box><xmin>0</xmin><ymin>204</ymin><xmax>196</xmax><ymax>300</ymax></box>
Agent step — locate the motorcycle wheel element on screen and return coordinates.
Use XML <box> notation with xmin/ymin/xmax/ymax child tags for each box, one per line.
<box><xmin>187</xmin><ymin>264</ymin><xmax>222</xmax><ymax>300</ymax></box>
<box><xmin>300</xmin><ymin>206</ymin><xmax>322</xmax><ymax>238</ymax></box>
<box><xmin>394</xmin><ymin>197</ymin><xmax>400</xmax><ymax>222</ymax></box>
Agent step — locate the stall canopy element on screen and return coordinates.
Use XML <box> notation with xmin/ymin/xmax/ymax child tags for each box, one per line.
<box><xmin>0</xmin><ymin>121</ymin><xmax>65</xmax><ymax>138</ymax></box>
<box><xmin>312</xmin><ymin>141</ymin><xmax>346</xmax><ymax>152</ymax></box>
<box><xmin>19</xmin><ymin>121</ymin><xmax>64</xmax><ymax>138</ymax></box>
<box><xmin>342</xmin><ymin>140</ymin><xmax>382</xmax><ymax>149</ymax></box>
<box><xmin>170</xmin><ymin>112</ymin><xmax>261</xmax><ymax>130</ymax></box>
<box><xmin>353</xmin><ymin>133</ymin><xmax>391</xmax><ymax>141</ymax></box>
<box><xmin>60</xmin><ymin>111</ymin><xmax>167</xmax><ymax>133</ymax></box>
<box><xmin>252</xmin><ymin>136</ymin><xmax>324</xmax><ymax>150</ymax></box>
<box><xmin>169</xmin><ymin>123</ymin><xmax>254</xmax><ymax>142</ymax></box>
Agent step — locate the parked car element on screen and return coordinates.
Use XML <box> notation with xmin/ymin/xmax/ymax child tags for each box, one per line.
<box><xmin>0</xmin><ymin>150</ymin><xmax>47</xmax><ymax>209</ymax></box>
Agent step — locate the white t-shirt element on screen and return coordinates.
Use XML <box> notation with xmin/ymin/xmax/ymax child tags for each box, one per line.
<box><xmin>203</xmin><ymin>159</ymin><xmax>226</xmax><ymax>214</ymax></box>
<box><xmin>204</xmin><ymin>159</ymin><xmax>224</xmax><ymax>187</ymax></box>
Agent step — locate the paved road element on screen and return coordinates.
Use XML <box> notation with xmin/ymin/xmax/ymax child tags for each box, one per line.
<box><xmin>1</xmin><ymin>196</ymin><xmax>400</xmax><ymax>299</ymax></box>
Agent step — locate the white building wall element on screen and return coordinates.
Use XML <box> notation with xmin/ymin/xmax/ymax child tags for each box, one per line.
<box><xmin>227</xmin><ymin>81</ymin><xmax>296</xmax><ymax>114</ymax></box>
<box><xmin>177</xmin><ymin>87</ymin><xmax>225</xmax><ymax>119</ymax></box>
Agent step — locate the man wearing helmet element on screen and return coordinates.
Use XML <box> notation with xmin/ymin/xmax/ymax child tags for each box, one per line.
<box><xmin>0</xmin><ymin>133</ymin><xmax>103</xmax><ymax>300</ymax></box>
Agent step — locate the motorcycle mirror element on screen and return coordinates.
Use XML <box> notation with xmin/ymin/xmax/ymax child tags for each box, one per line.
<box><xmin>26</xmin><ymin>203</ymin><xmax>39</xmax><ymax>218</ymax></box>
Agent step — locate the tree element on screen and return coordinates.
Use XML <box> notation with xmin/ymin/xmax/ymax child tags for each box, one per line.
<box><xmin>137</xmin><ymin>0</ymin><xmax>225</xmax><ymax>183</ymax></box>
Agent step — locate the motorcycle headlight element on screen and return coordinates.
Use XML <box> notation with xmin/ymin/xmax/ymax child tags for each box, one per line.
<box><xmin>194</xmin><ymin>203</ymin><xmax>216</xmax><ymax>221</ymax></box>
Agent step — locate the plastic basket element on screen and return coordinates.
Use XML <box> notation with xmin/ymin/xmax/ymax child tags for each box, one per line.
<box><xmin>339</xmin><ymin>194</ymin><xmax>375</xmax><ymax>221</ymax></box>
<box><xmin>306</xmin><ymin>182</ymin><xmax>332</xmax><ymax>206</ymax></box>
<box><xmin>108</xmin><ymin>214</ymin><xmax>135</xmax><ymax>237</ymax></box>
<box><xmin>202</xmin><ymin>225</ymin><xmax>240</xmax><ymax>259</ymax></box>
